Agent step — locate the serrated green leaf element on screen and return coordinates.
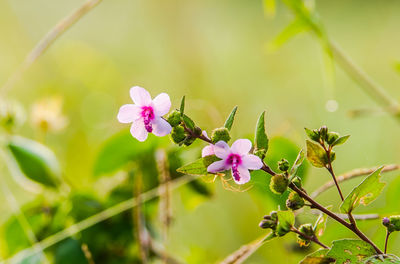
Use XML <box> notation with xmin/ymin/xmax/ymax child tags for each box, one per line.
<box><xmin>276</xmin><ymin>210</ymin><xmax>294</xmax><ymax>236</ymax></box>
<box><xmin>224</xmin><ymin>106</ymin><xmax>238</xmax><ymax>131</ymax></box>
<box><xmin>290</xmin><ymin>149</ymin><xmax>305</xmax><ymax>178</ymax></box>
<box><xmin>363</xmin><ymin>254</ymin><xmax>400</xmax><ymax>263</ymax></box>
<box><xmin>332</xmin><ymin>135</ymin><xmax>350</xmax><ymax>147</ymax></box>
<box><xmin>255</xmin><ymin>111</ymin><xmax>269</xmax><ymax>151</ymax></box>
<box><xmin>300</xmin><ymin>248</ymin><xmax>335</xmax><ymax>264</ymax></box>
<box><xmin>326</xmin><ymin>239</ymin><xmax>376</xmax><ymax>264</ymax></box>
<box><xmin>93</xmin><ymin>130</ymin><xmax>159</xmax><ymax>176</ymax></box>
<box><xmin>7</xmin><ymin>136</ymin><xmax>61</xmax><ymax>188</ymax></box>
<box><xmin>177</xmin><ymin>158</ymin><xmax>212</xmax><ymax>176</ymax></box>
<box><xmin>306</xmin><ymin>140</ymin><xmax>327</xmax><ymax>168</ymax></box>
<box><xmin>340</xmin><ymin>167</ymin><xmax>385</xmax><ymax>213</ymax></box>
<box><xmin>268</xmin><ymin>18</ymin><xmax>309</xmax><ymax>52</ymax></box>
<box><xmin>180</xmin><ymin>96</ymin><xmax>185</xmax><ymax>116</ymax></box>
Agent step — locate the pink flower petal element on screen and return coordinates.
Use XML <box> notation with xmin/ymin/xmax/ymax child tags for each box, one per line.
<box><xmin>202</xmin><ymin>130</ymin><xmax>210</xmax><ymax>140</ymax></box>
<box><xmin>130</xmin><ymin>120</ymin><xmax>148</xmax><ymax>142</ymax></box>
<box><xmin>214</xmin><ymin>141</ymin><xmax>230</xmax><ymax>159</ymax></box>
<box><xmin>202</xmin><ymin>145</ymin><xmax>214</xmax><ymax>157</ymax></box>
<box><xmin>153</xmin><ymin>93</ymin><xmax>171</xmax><ymax>116</ymax></box>
<box><xmin>241</xmin><ymin>154</ymin><xmax>263</xmax><ymax>170</ymax></box>
<box><xmin>231</xmin><ymin>139</ymin><xmax>252</xmax><ymax>155</ymax></box>
<box><xmin>130</xmin><ymin>86</ymin><xmax>152</xmax><ymax>106</ymax></box>
<box><xmin>152</xmin><ymin>117</ymin><xmax>172</xmax><ymax>137</ymax></box>
<box><xmin>234</xmin><ymin>166</ymin><xmax>251</xmax><ymax>185</ymax></box>
<box><xmin>207</xmin><ymin>160</ymin><xmax>229</xmax><ymax>173</ymax></box>
<box><xmin>117</xmin><ymin>104</ymin><xmax>141</xmax><ymax>123</ymax></box>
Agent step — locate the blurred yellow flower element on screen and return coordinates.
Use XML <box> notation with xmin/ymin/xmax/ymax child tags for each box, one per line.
<box><xmin>31</xmin><ymin>97</ymin><xmax>68</xmax><ymax>133</ymax></box>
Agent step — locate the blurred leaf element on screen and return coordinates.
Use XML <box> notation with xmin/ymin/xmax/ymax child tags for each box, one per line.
<box><xmin>224</xmin><ymin>106</ymin><xmax>238</xmax><ymax>131</ymax></box>
<box><xmin>54</xmin><ymin>238</ymin><xmax>89</xmax><ymax>264</ymax></box>
<box><xmin>290</xmin><ymin>149</ymin><xmax>305</xmax><ymax>179</ymax></box>
<box><xmin>18</xmin><ymin>254</ymin><xmax>43</xmax><ymax>264</ymax></box>
<box><xmin>93</xmin><ymin>130</ymin><xmax>159</xmax><ymax>176</ymax></box>
<box><xmin>7</xmin><ymin>136</ymin><xmax>61</xmax><ymax>188</ymax></box>
<box><xmin>276</xmin><ymin>210</ymin><xmax>294</xmax><ymax>236</ymax></box>
<box><xmin>180</xmin><ymin>181</ymin><xmax>214</xmax><ymax>211</ymax></box>
<box><xmin>263</xmin><ymin>0</ymin><xmax>276</xmax><ymax>17</ymax></box>
<box><xmin>268</xmin><ymin>18</ymin><xmax>309</xmax><ymax>52</ymax></box>
<box><xmin>331</xmin><ymin>135</ymin><xmax>350</xmax><ymax>147</ymax></box>
<box><xmin>300</xmin><ymin>248</ymin><xmax>334</xmax><ymax>264</ymax></box>
<box><xmin>313</xmin><ymin>205</ymin><xmax>332</xmax><ymax>238</ymax></box>
<box><xmin>255</xmin><ymin>111</ymin><xmax>269</xmax><ymax>151</ymax></box>
<box><xmin>306</xmin><ymin>140</ymin><xmax>327</xmax><ymax>168</ymax></box>
<box><xmin>180</xmin><ymin>96</ymin><xmax>185</xmax><ymax>116</ymax></box>
<box><xmin>340</xmin><ymin>167</ymin><xmax>385</xmax><ymax>213</ymax></box>
<box><xmin>177</xmin><ymin>158</ymin><xmax>211</xmax><ymax>176</ymax></box>
<box><xmin>188</xmin><ymin>179</ymin><xmax>213</xmax><ymax>197</ymax></box>
<box><xmin>326</xmin><ymin>239</ymin><xmax>375</xmax><ymax>264</ymax></box>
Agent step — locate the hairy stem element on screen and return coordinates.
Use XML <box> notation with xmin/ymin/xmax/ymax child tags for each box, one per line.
<box><xmin>290</xmin><ymin>227</ymin><xmax>329</xmax><ymax>249</ymax></box>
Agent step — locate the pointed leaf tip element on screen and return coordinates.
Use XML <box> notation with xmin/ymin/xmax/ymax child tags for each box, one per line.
<box><xmin>255</xmin><ymin>111</ymin><xmax>269</xmax><ymax>152</ymax></box>
<box><xmin>224</xmin><ymin>106</ymin><xmax>238</xmax><ymax>131</ymax></box>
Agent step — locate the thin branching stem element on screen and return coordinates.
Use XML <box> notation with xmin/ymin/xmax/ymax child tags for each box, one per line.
<box><xmin>385</xmin><ymin>231</ymin><xmax>391</xmax><ymax>254</ymax></box>
<box><xmin>290</xmin><ymin>227</ymin><xmax>329</xmax><ymax>249</ymax></box>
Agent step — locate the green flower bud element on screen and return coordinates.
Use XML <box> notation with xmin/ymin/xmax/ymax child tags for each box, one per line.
<box><xmin>278</xmin><ymin>159</ymin><xmax>290</xmax><ymax>172</ymax></box>
<box><xmin>297</xmin><ymin>223</ymin><xmax>314</xmax><ymax>247</ymax></box>
<box><xmin>194</xmin><ymin>126</ymin><xmax>202</xmax><ymax>136</ymax></box>
<box><xmin>203</xmin><ymin>155</ymin><xmax>220</xmax><ymax>168</ymax></box>
<box><xmin>259</xmin><ymin>211</ymin><xmax>278</xmax><ymax>230</ymax></box>
<box><xmin>170</xmin><ymin>125</ymin><xmax>186</xmax><ymax>144</ymax></box>
<box><xmin>254</xmin><ymin>148</ymin><xmax>267</xmax><ymax>160</ymax></box>
<box><xmin>305</xmin><ymin>128</ymin><xmax>320</xmax><ymax>142</ymax></box>
<box><xmin>269</xmin><ymin>174</ymin><xmax>289</xmax><ymax>194</ymax></box>
<box><xmin>166</xmin><ymin>110</ymin><xmax>182</xmax><ymax>127</ymax></box>
<box><xmin>286</xmin><ymin>191</ymin><xmax>304</xmax><ymax>210</ymax></box>
<box><xmin>326</xmin><ymin>132</ymin><xmax>340</xmax><ymax>145</ymax></box>
<box><xmin>276</xmin><ymin>224</ymin><xmax>290</xmax><ymax>237</ymax></box>
<box><xmin>292</xmin><ymin>176</ymin><xmax>302</xmax><ymax>188</ymax></box>
<box><xmin>319</xmin><ymin>126</ymin><xmax>328</xmax><ymax>141</ymax></box>
<box><xmin>330</xmin><ymin>151</ymin><xmax>336</xmax><ymax>162</ymax></box>
<box><xmin>385</xmin><ymin>216</ymin><xmax>400</xmax><ymax>233</ymax></box>
<box><xmin>183</xmin><ymin>135</ymin><xmax>196</xmax><ymax>146</ymax></box>
<box><xmin>211</xmin><ymin>127</ymin><xmax>231</xmax><ymax>144</ymax></box>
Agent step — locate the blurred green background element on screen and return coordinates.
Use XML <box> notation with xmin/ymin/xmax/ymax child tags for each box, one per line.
<box><xmin>0</xmin><ymin>0</ymin><xmax>400</xmax><ymax>263</ymax></box>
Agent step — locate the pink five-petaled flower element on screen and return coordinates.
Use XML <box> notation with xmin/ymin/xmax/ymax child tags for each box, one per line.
<box><xmin>117</xmin><ymin>86</ymin><xmax>172</xmax><ymax>142</ymax></box>
<box><xmin>207</xmin><ymin>139</ymin><xmax>263</xmax><ymax>185</ymax></box>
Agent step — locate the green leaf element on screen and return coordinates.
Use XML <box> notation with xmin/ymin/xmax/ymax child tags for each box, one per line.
<box><xmin>306</xmin><ymin>140</ymin><xmax>327</xmax><ymax>168</ymax></box>
<box><xmin>363</xmin><ymin>255</ymin><xmax>400</xmax><ymax>263</ymax></box>
<box><xmin>255</xmin><ymin>111</ymin><xmax>269</xmax><ymax>151</ymax></box>
<box><xmin>290</xmin><ymin>149</ymin><xmax>305</xmax><ymax>178</ymax></box>
<box><xmin>180</xmin><ymin>96</ymin><xmax>185</xmax><ymax>116</ymax></box>
<box><xmin>93</xmin><ymin>130</ymin><xmax>159</xmax><ymax>176</ymax></box>
<box><xmin>340</xmin><ymin>167</ymin><xmax>385</xmax><ymax>213</ymax></box>
<box><xmin>54</xmin><ymin>238</ymin><xmax>89</xmax><ymax>264</ymax></box>
<box><xmin>182</xmin><ymin>114</ymin><xmax>195</xmax><ymax>130</ymax></box>
<box><xmin>326</xmin><ymin>239</ymin><xmax>376</xmax><ymax>264</ymax></box>
<box><xmin>313</xmin><ymin>205</ymin><xmax>332</xmax><ymax>237</ymax></box>
<box><xmin>300</xmin><ymin>248</ymin><xmax>335</xmax><ymax>264</ymax></box>
<box><xmin>177</xmin><ymin>158</ymin><xmax>213</xmax><ymax>176</ymax></box>
<box><xmin>268</xmin><ymin>18</ymin><xmax>309</xmax><ymax>52</ymax></box>
<box><xmin>7</xmin><ymin>136</ymin><xmax>61</xmax><ymax>188</ymax></box>
<box><xmin>276</xmin><ymin>210</ymin><xmax>294</xmax><ymax>236</ymax></box>
<box><xmin>224</xmin><ymin>106</ymin><xmax>238</xmax><ymax>131</ymax></box>
<box><xmin>332</xmin><ymin>135</ymin><xmax>350</xmax><ymax>147</ymax></box>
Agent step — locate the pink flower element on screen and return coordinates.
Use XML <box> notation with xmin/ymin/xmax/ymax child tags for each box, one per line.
<box><xmin>201</xmin><ymin>131</ymin><xmax>215</xmax><ymax>157</ymax></box>
<box><xmin>207</xmin><ymin>139</ymin><xmax>263</xmax><ymax>185</ymax></box>
<box><xmin>117</xmin><ymin>86</ymin><xmax>172</xmax><ymax>142</ymax></box>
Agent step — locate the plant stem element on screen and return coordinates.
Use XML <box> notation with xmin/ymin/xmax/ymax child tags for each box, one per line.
<box><xmin>290</xmin><ymin>227</ymin><xmax>329</xmax><ymax>249</ymax></box>
<box><xmin>326</xmin><ymin>164</ymin><xmax>344</xmax><ymax>201</ymax></box>
<box><xmin>384</xmin><ymin>231</ymin><xmax>390</xmax><ymax>254</ymax></box>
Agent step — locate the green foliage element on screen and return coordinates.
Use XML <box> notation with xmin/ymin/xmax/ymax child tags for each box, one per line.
<box><xmin>300</xmin><ymin>248</ymin><xmax>334</xmax><ymax>264</ymax></box>
<box><xmin>54</xmin><ymin>239</ymin><xmax>89</xmax><ymax>264</ymax></box>
<box><xmin>313</xmin><ymin>208</ymin><xmax>331</xmax><ymax>238</ymax></box>
<box><xmin>177</xmin><ymin>158</ymin><xmax>213</xmax><ymax>176</ymax></box>
<box><xmin>180</xmin><ymin>96</ymin><xmax>185</xmax><ymax>116</ymax></box>
<box><xmin>255</xmin><ymin>111</ymin><xmax>269</xmax><ymax>152</ymax></box>
<box><xmin>7</xmin><ymin>136</ymin><xmax>61</xmax><ymax>188</ymax></box>
<box><xmin>340</xmin><ymin>167</ymin><xmax>385</xmax><ymax>213</ymax></box>
<box><xmin>306</xmin><ymin>140</ymin><xmax>327</xmax><ymax>168</ymax></box>
<box><xmin>223</xmin><ymin>106</ymin><xmax>238</xmax><ymax>131</ymax></box>
<box><xmin>268</xmin><ymin>18</ymin><xmax>309</xmax><ymax>51</ymax></box>
<box><xmin>331</xmin><ymin>135</ymin><xmax>350</xmax><ymax>147</ymax></box>
<box><xmin>326</xmin><ymin>239</ymin><xmax>376</xmax><ymax>264</ymax></box>
<box><xmin>182</xmin><ymin>114</ymin><xmax>195</xmax><ymax>131</ymax></box>
<box><xmin>290</xmin><ymin>149</ymin><xmax>305</xmax><ymax>179</ymax></box>
<box><xmin>363</xmin><ymin>255</ymin><xmax>400</xmax><ymax>263</ymax></box>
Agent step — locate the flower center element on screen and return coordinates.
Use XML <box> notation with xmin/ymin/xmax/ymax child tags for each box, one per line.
<box><xmin>226</xmin><ymin>154</ymin><xmax>242</xmax><ymax>181</ymax></box>
<box><xmin>141</xmin><ymin>106</ymin><xmax>155</xmax><ymax>133</ymax></box>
